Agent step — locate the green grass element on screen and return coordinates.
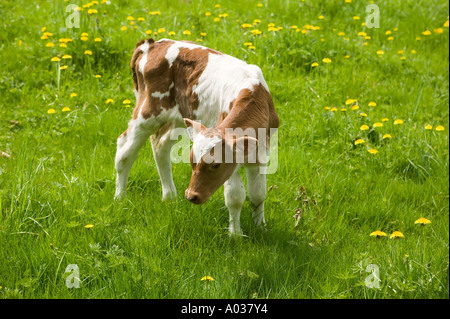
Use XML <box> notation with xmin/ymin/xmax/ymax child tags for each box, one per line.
<box><xmin>0</xmin><ymin>0</ymin><xmax>448</xmax><ymax>299</ymax></box>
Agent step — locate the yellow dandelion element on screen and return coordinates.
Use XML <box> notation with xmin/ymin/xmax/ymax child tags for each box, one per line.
<box><xmin>373</xmin><ymin>122</ymin><xmax>383</xmax><ymax>128</ymax></box>
<box><xmin>70</xmin><ymin>93</ymin><xmax>77</xmax><ymax>98</ymax></box>
<box><xmin>377</xmin><ymin>50</ymin><xmax>384</xmax><ymax>55</ymax></box>
<box><xmin>251</xmin><ymin>29</ymin><xmax>262</xmax><ymax>35</ymax></box>
<box><xmin>422</xmin><ymin>30</ymin><xmax>431</xmax><ymax>35</ymax></box>
<box><xmin>360</xmin><ymin>113</ymin><xmax>368</xmax><ymax>117</ymax></box>
<box><xmin>84</xmin><ymin>50</ymin><xmax>92</xmax><ymax>55</ymax></box>
<box><xmin>46</xmin><ymin>42</ymin><xmax>55</xmax><ymax>47</ymax></box>
<box><xmin>414</xmin><ymin>218</ymin><xmax>431</xmax><ymax>225</ymax></box>
<box><xmin>95</xmin><ymin>74</ymin><xmax>102</xmax><ymax>78</ymax></box>
<box><xmin>123</xmin><ymin>99</ymin><xmax>131</xmax><ymax>104</ymax></box>
<box><xmin>106</xmin><ymin>98</ymin><xmax>114</xmax><ymax>104</ymax></box>
<box><xmin>47</xmin><ymin>108</ymin><xmax>56</xmax><ymax>114</ymax></box>
<box><xmin>382</xmin><ymin>134</ymin><xmax>392</xmax><ymax>139</ymax></box>
<box><xmin>248</xmin><ymin>45</ymin><xmax>256</xmax><ymax>50</ymax></box>
<box><xmin>360</xmin><ymin>125</ymin><xmax>369</xmax><ymax>131</ymax></box>
<box><xmin>444</xmin><ymin>20</ymin><xmax>449</xmax><ymax>28</ymax></box>
<box><xmin>318</xmin><ymin>15</ymin><xmax>324</xmax><ymax>20</ymax></box>
<box><xmin>368</xmin><ymin>101</ymin><xmax>376</xmax><ymax>107</ymax></box>
<box><xmin>84</xmin><ymin>224</ymin><xmax>94</xmax><ymax>229</ymax></box>
<box><xmin>59</xmin><ymin>43</ymin><xmax>67</xmax><ymax>48</ymax></box>
<box><xmin>81</xmin><ymin>32</ymin><xmax>89</xmax><ymax>37</ymax></box>
<box><xmin>126</xmin><ymin>16</ymin><xmax>135</xmax><ymax>21</ymax></box>
<box><xmin>94</xmin><ymin>37</ymin><xmax>102</xmax><ymax>42</ymax></box>
<box><xmin>411</xmin><ymin>50</ymin><xmax>416</xmax><ymax>54</ymax></box>
<box><xmin>311</xmin><ymin>62</ymin><xmax>319</xmax><ymax>67</ymax></box>
<box><xmin>145</xmin><ymin>30</ymin><xmax>152</xmax><ymax>35</ymax></box>
<box><xmin>62</xmin><ymin>107</ymin><xmax>71</xmax><ymax>112</ymax></box>
<box><xmin>368</xmin><ymin>149</ymin><xmax>378</xmax><ymax>154</ymax></box>
<box><xmin>257</xmin><ymin>3</ymin><xmax>263</xmax><ymax>7</ymax></box>
<box><xmin>158</xmin><ymin>28</ymin><xmax>166</xmax><ymax>33</ymax></box>
<box><xmin>353</xmin><ymin>16</ymin><xmax>360</xmax><ymax>20</ymax></box>
<box><xmin>201</xmin><ymin>276</ymin><xmax>215</xmax><ymax>282</ymax></box>
<box><xmin>137</xmin><ymin>17</ymin><xmax>145</xmax><ymax>22</ymax></box>
<box><xmin>41</xmin><ymin>35</ymin><xmax>49</xmax><ymax>40</ymax></box>
<box><xmin>358</xmin><ymin>31</ymin><xmax>367</xmax><ymax>37</ymax></box>
<box><xmin>59</xmin><ymin>65</ymin><xmax>68</xmax><ymax>70</ymax></box>
<box><xmin>183</xmin><ymin>30</ymin><xmax>191</xmax><ymax>35</ymax></box>
<box><xmin>200</xmin><ymin>32</ymin><xmax>207</xmax><ymax>37</ymax></box>
<box><xmin>88</xmin><ymin>9</ymin><xmax>98</xmax><ymax>14</ymax></box>
<box><xmin>205</xmin><ymin>11</ymin><xmax>211</xmax><ymax>16</ymax></box>
<box><xmin>51</xmin><ymin>57</ymin><xmax>60</xmax><ymax>62</ymax></box>
<box><xmin>370</xmin><ymin>230</ymin><xmax>387</xmax><ymax>238</ymax></box>
<box><xmin>121</xmin><ymin>26</ymin><xmax>128</xmax><ymax>31</ymax></box>
<box><xmin>390</xmin><ymin>231</ymin><xmax>404</xmax><ymax>239</ymax></box>
<box><xmin>354</xmin><ymin>139</ymin><xmax>365</xmax><ymax>145</ymax></box>
<box><xmin>345</xmin><ymin>55</ymin><xmax>350</xmax><ymax>59</ymax></box>
<box><xmin>345</xmin><ymin>98</ymin><xmax>356</xmax><ymax>105</ymax></box>
<box><xmin>80</xmin><ymin>36</ymin><xmax>88</xmax><ymax>41</ymax></box>
<box><xmin>398</xmin><ymin>50</ymin><xmax>404</xmax><ymax>54</ymax></box>
<box><xmin>425</xmin><ymin>124</ymin><xmax>433</xmax><ymax>130</ymax></box>
<box><xmin>385</xmin><ymin>30</ymin><xmax>392</xmax><ymax>35</ymax></box>
<box><xmin>330</xmin><ymin>107</ymin><xmax>338</xmax><ymax>112</ymax></box>
<box><xmin>435</xmin><ymin>125</ymin><xmax>445</xmax><ymax>131</ymax></box>
<box><xmin>214</xmin><ymin>4</ymin><xmax>220</xmax><ymax>8</ymax></box>
<box><xmin>62</xmin><ymin>54</ymin><xmax>72</xmax><ymax>59</ymax></box>
<box><xmin>341</xmin><ymin>108</ymin><xmax>347</xmax><ymax>112</ymax></box>
<box><xmin>382</xmin><ymin>118</ymin><xmax>389</xmax><ymax>122</ymax></box>
<box><xmin>322</xmin><ymin>58</ymin><xmax>332</xmax><ymax>64</ymax></box>
<box><xmin>393</xmin><ymin>119</ymin><xmax>404</xmax><ymax>125</ymax></box>
<box><xmin>351</xmin><ymin>105</ymin><xmax>360</xmax><ymax>111</ymax></box>
<box><xmin>168</xmin><ymin>31</ymin><xmax>176</xmax><ymax>36</ymax></box>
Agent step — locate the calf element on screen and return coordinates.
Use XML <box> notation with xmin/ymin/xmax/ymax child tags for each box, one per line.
<box><xmin>115</xmin><ymin>38</ymin><xmax>279</xmax><ymax>235</ymax></box>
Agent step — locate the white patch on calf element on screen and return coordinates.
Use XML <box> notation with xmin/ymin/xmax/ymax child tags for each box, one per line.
<box><xmin>151</xmin><ymin>82</ymin><xmax>174</xmax><ymax>99</ymax></box>
<box><xmin>192</xmin><ymin>134</ymin><xmax>222</xmax><ymax>164</ymax></box>
<box><xmin>161</xmin><ymin>39</ymin><xmax>207</xmax><ymax>67</ymax></box>
<box><xmin>138</xmin><ymin>40</ymin><xmax>150</xmax><ymax>90</ymax></box>
<box><xmin>192</xmin><ymin>53</ymin><xmax>265</xmax><ymax>127</ymax></box>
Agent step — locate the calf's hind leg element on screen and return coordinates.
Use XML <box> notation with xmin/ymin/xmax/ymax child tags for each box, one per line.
<box><xmin>150</xmin><ymin>123</ymin><xmax>177</xmax><ymax>201</ymax></box>
<box><xmin>245</xmin><ymin>165</ymin><xmax>267</xmax><ymax>227</ymax></box>
<box><xmin>114</xmin><ymin>119</ymin><xmax>153</xmax><ymax>199</ymax></box>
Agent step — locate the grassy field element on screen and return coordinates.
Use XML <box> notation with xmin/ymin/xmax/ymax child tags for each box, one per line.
<box><xmin>0</xmin><ymin>0</ymin><xmax>448</xmax><ymax>299</ymax></box>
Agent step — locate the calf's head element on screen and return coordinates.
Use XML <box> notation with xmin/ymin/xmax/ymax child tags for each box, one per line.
<box><xmin>183</xmin><ymin>119</ymin><xmax>258</xmax><ymax>205</ymax></box>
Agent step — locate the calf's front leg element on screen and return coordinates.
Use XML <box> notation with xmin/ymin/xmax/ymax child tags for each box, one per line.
<box><xmin>224</xmin><ymin>170</ymin><xmax>246</xmax><ymax>235</ymax></box>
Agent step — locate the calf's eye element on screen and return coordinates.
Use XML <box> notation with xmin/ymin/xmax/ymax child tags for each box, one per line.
<box><xmin>211</xmin><ymin>163</ymin><xmax>220</xmax><ymax>169</ymax></box>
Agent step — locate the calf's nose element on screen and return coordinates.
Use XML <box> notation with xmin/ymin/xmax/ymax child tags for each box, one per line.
<box><xmin>185</xmin><ymin>189</ymin><xmax>200</xmax><ymax>204</ymax></box>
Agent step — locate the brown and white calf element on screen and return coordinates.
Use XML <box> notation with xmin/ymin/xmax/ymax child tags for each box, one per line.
<box><xmin>115</xmin><ymin>38</ymin><xmax>279</xmax><ymax>235</ymax></box>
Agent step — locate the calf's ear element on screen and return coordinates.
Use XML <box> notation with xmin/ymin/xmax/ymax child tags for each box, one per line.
<box><xmin>184</xmin><ymin>118</ymin><xmax>206</xmax><ymax>141</ymax></box>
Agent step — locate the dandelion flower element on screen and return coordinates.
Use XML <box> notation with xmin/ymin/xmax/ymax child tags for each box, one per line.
<box><xmin>370</xmin><ymin>230</ymin><xmax>387</xmax><ymax>238</ymax></box>
<box><xmin>84</xmin><ymin>224</ymin><xmax>94</xmax><ymax>229</ymax></box>
<box><xmin>368</xmin><ymin>101</ymin><xmax>376</xmax><ymax>107</ymax></box>
<box><xmin>123</xmin><ymin>99</ymin><xmax>131</xmax><ymax>104</ymax></box>
<box><xmin>382</xmin><ymin>118</ymin><xmax>389</xmax><ymax>122</ymax></box>
<box><xmin>422</xmin><ymin>30</ymin><xmax>431</xmax><ymax>35</ymax></box>
<box><xmin>382</xmin><ymin>134</ymin><xmax>392</xmax><ymax>139</ymax></box>
<box><xmin>377</xmin><ymin>50</ymin><xmax>384</xmax><ymax>55</ymax></box>
<box><xmin>435</xmin><ymin>125</ymin><xmax>445</xmax><ymax>131</ymax></box>
<box><xmin>94</xmin><ymin>37</ymin><xmax>102</xmax><ymax>42</ymax></box>
<box><xmin>106</xmin><ymin>98</ymin><xmax>114</xmax><ymax>104</ymax></box>
<box><xmin>60</xmin><ymin>65</ymin><xmax>68</xmax><ymax>70</ymax></box>
<box><xmin>168</xmin><ymin>31</ymin><xmax>176</xmax><ymax>36</ymax></box>
<box><xmin>322</xmin><ymin>58</ymin><xmax>332</xmax><ymax>63</ymax></box>
<box><xmin>345</xmin><ymin>99</ymin><xmax>356</xmax><ymax>105</ymax></box>
<box><xmin>394</xmin><ymin>119</ymin><xmax>404</xmax><ymax>125</ymax></box>
<box><xmin>330</xmin><ymin>107</ymin><xmax>338</xmax><ymax>112</ymax></box>
<box><xmin>47</xmin><ymin>108</ymin><xmax>56</xmax><ymax>114</ymax></box>
<box><xmin>368</xmin><ymin>149</ymin><xmax>378</xmax><ymax>154</ymax></box>
<box><xmin>311</xmin><ymin>62</ymin><xmax>319</xmax><ymax>67</ymax></box>
<box><xmin>390</xmin><ymin>231</ymin><xmax>404</xmax><ymax>239</ymax></box>
<box><xmin>88</xmin><ymin>9</ymin><xmax>98</xmax><ymax>14</ymax></box>
<box><xmin>360</xmin><ymin>113</ymin><xmax>367</xmax><ymax>117</ymax></box>
<box><xmin>145</xmin><ymin>30</ymin><xmax>153</xmax><ymax>35</ymax></box>
<box><xmin>244</xmin><ymin>42</ymin><xmax>253</xmax><ymax>46</ymax></box>
<box><xmin>360</xmin><ymin>124</ymin><xmax>369</xmax><ymax>131</ymax></box>
<box><xmin>414</xmin><ymin>218</ymin><xmax>431</xmax><ymax>225</ymax></box>
<box><xmin>201</xmin><ymin>276</ymin><xmax>215</xmax><ymax>282</ymax></box>
<box><xmin>351</xmin><ymin>105</ymin><xmax>359</xmax><ymax>111</ymax></box>
<box><xmin>205</xmin><ymin>11</ymin><xmax>211</xmax><ymax>16</ymax></box>
<box><xmin>425</xmin><ymin>124</ymin><xmax>433</xmax><ymax>130</ymax></box>
<box><xmin>214</xmin><ymin>17</ymin><xmax>220</xmax><ymax>22</ymax></box>
<box><xmin>70</xmin><ymin>93</ymin><xmax>77</xmax><ymax>98</ymax></box>
<box><xmin>51</xmin><ymin>57</ymin><xmax>61</xmax><ymax>62</ymax></box>
<box><xmin>62</xmin><ymin>107</ymin><xmax>71</xmax><ymax>112</ymax></box>
<box><xmin>158</xmin><ymin>28</ymin><xmax>166</xmax><ymax>33</ymax></box>
<box><xmin>354</xmin><ymin>139</ymin><xmax>365</xmax><ymax>145</ymax></box>
<box><xmin>62</xmin><ymin>54</ymin><xmax>72</xmax><ymax>59</ymax></box>
<box><xmin>84</xmin><ymin>50</ymin><xmax>92</xmax><ymax>55</ymax></box>
<box><xmin>46</xmin><ymin>42</ymin><xmax>55</xmax><ymax>47</ymax></box>
<box><xmin>373</xmin><ymin>122</ymin><xmax>383</xmax><ymax>128</ymax></box>
<box><xmin>95</xmin><ymin>74</ymin><xmax>102</xmax><ymax>78</ymax></box>
<box><xmin>183</xmin><ymin>30</ymin><xmax>191</xmax><ymax>35</ymax></box>
<box><xmin>59</xmin><ymin>43</ymin><xmax>67</xmax><ymax>48</ymax></box>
